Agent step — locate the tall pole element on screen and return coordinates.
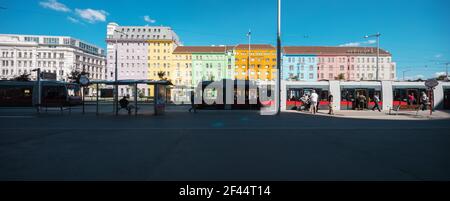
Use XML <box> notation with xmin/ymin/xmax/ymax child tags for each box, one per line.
<box><xmin>37</xmin><ymin>68</ymin><xmax>41</xmax><ymax>113</ymax></box>
<box><xmin>276</xmin><ymin>0</ymin><xmax>281</xmax><ymax>115</ymax></box>
<box><xmin>376</xmin><ymin>32</ymin><xmax>380</xmax><ymax>81</ymax></box>
<box><xmin>114</xmin><ymin>40</ymin><xmax>118</xmax><ymax>116</ymax></box>
<box><xmin>247</xmin><ymin>29</ymin><xmax>251</xmax><ymax>80</ymax></box>
<box><xmin>446</xmin><ymin>63</ymin><xmax>449</xmax><ymax>81</ymax></box>
<box><xmin>402</xmin><ymin>70</ymin><xmax>410</xmax><ymax>81</ymax></box>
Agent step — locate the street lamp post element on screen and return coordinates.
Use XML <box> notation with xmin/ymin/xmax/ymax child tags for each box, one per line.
<box><xmin>113</xmin><ymin>30</ymin><xmax>128</xmax><ymax>116</ymax></box>
<box><xmin>247</xmin><ymin>29</ymin><xmax>251</xmax><ymax>81</ymax></box>
<box><xmin>442</xmin><ymin>62</ymin><xmax>449</xmax><ymax>81</ymax></box>
<box><xmin>276</xmin><ymin>0</ymin><xmax>282</xmax><ymax>115</ymax></box>
<box><xmin>32</xmin><ymin>68</ymin><xmax>41</xmax><ymax>113</ymax></box>
<box><xmin>364</xmin><ymin>33</ymin><xmax>381</xmax><ymax>80</ymax></box>
<box><xmin>402</xmin><ymin>69</ymin><xmax>410</xmax><ymax>81</ymax></box>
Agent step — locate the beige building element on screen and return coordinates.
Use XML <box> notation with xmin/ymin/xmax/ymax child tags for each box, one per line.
<box><xmin>172</xmin><ymin>49</ymin><xmax>192</xmax><ymax>87</ymax></box>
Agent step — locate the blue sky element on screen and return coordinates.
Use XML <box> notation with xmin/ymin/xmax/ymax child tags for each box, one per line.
<box><xmin>1</xmin><ymin>0</ymin><xmax>449</xmax><ymax>79</ymax></box>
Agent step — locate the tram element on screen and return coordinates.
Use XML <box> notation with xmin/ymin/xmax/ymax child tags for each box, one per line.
<box><xmin>282</xmin><ymin>80</ymin><xmax>450</xmax><ymax>111</ymax></box>
<box><xmin>0</xmin><ymin>80</ymin><xmax>82</xmax><ymax>107</ymax></box>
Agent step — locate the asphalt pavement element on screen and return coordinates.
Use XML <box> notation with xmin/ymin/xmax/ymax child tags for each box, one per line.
<box><xmin>0</xmin><ymin>106</ymin><xmax>449</xmax><ymax>181</ymax></box>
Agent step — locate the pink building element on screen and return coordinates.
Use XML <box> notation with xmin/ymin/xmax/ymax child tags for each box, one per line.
<box><xmin>287</xmin><ymin>47</ymin><xmax>396</xmax><ymax>81</ymax></box>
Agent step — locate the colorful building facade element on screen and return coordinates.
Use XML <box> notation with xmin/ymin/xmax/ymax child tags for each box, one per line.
<box><xmin>283</xmin><ymin>46</ymin><xmax>396</xmax><ymax>81</ymax></box>
<box><xmin>173</xmin><ymin>46</ymin><xmax>235</xmax><ymax>87</ymax></box>
<box><xmin>282</xmin><ymin>47</ymin><xmax>318</xmax><ymax>81</ymax></box>
<box><xmin>234</xmin><ymin>44</ymin><xmax>276</xmax><ymax>81</ymax></box>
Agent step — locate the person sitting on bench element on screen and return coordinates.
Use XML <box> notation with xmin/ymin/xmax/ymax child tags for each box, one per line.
<box><xmin>119</xmin><ymin>96</ymin><xmax>135</xmax><ymax>115</ymax></box>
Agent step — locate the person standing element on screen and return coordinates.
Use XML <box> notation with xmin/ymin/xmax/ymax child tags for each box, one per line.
<box><xmin>358</xmin><ymin>94</ymin><xmax>367</xmax><ymax>110</ymax></box>
<box><xmin>328</xmin><ymin>94</ymin><xmax>334</xmax><ymax>115</ymax></box>
<box><xmin>372</xmin><ymin>93</ymin><xmax>381</xmax><ymax>112</ymax></box>
<box><xmin>188</xmin><ymin>91</ymin><xmax>197</xmax><ymax>113</ymax></box>
<box><xmin>408</xmin><ymin>93</ymin><xmax>416</xmax><ymax>105</ymax></box>
<box><xmin>310</xmin><ymin>90</ymin><xmax>319</xmax><ymax>114</ymax></box>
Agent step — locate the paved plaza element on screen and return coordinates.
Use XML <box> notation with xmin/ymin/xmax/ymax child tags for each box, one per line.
<box><xmin>0</xmin><ymin>105</ymin><xmax>449</xmax><ymax>181</ymax></box>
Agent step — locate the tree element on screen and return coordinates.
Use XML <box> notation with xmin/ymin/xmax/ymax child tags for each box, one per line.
<box><xmin>157</xmin><ymin>71</ymin><xmax>167</xmax><ymax>80</ymax></box>
<box><xmin>209</xmin><ymin>75</ymin><xmax>215</xmax><ymax>81</ymax></box>
<box><xmin>437</xmin><ymin>75</ymin><xmax>448</xmax><ymax>81</ymax></box>
<box><xmin>68</xmin><ymin>70</ymin><xmax>88</xmax><ymax>83</ymax></box>
<box><xmin>335</xmin><ymin>73</ymin><xmax>345</xmax><ymax>80</ymax></box>
<box><xmin>13</xmin><ymin>73</ymin><xmax>31</xmax><ymax>81</ymax></box>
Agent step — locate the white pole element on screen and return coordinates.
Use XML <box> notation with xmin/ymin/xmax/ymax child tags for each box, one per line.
<box><xmin>376</xmin><ymin>33</ymin><xmax>380</xmax><ymax>80</ymax></box>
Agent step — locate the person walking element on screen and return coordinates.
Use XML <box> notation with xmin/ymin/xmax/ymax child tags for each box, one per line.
<box><xmin>310</xmin><ymin>90</ymin><xmax>319</xmax><ymax>114</ymax></box>
<box><xmin>328</xmin><ymin>94</ymin><xmax>334</xmax><ymax>115</ymax></box>
<box><xmin>372</xmin><ymin>93</ymin><xmax>381</xmax><ymax>112</ymax></box>
<box><xmin>188</xmin><ymin>91</ymin><xmax>197</xmax><ymax>113</ymax></box>
<box><xmin>420</xmin><ymin>92</ymin><xmax>429</xmax><ymax>111</ymax></box>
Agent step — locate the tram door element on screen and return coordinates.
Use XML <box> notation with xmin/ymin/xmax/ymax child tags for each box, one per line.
<box><xmin>445</xmin><ymin>89</ymin><xmax>450</xmax><ymax>110</ymax></box>
<box><xmin>355</xmin><ymin>89</ymin><xmax>369</xmax><ymax>110</ymax></box>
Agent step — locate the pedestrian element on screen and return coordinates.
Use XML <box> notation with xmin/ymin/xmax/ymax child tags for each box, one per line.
<box><xmin>328</xmin><ymin>94</ymin><xmax>334</xmax><ymax>115</ymax></box>
<box><xmin>408</xmin><ymin>93</ymin><xmax>416</xmax><ymax>105</ymax></box>
<box><xmin>372</xmin><ymin>93</ymin><xmax>381</xmax><ymax>112</ymax></box>
<box><xmin>358</xmin><ymin>94</ymin><xmax>366</xmax><ymax>110</ymax></box>
<box><xmin>188</xmin><ymin>91</ymin><xmax>197</xmax><ymax>113</ymax></box>
<box><xmin>119</xmin><ymin>96</ymin><xmax>135</xmax><ymax>115</ymax></box>
<box><xmin>420</xmin><ymin>92</ymin><xmax>429</xmax><ymax>111</ymax></box>
<box><xmin>310</xmin><ymin>90</ymin><xmax>319</xmax><ymax>114</ymax></box>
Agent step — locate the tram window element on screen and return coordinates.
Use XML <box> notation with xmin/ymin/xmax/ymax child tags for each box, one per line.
<box><xmin>393</xmin><ymin>88</ymin><xmax>427</xmax><ymax>107</ymax></box>
<box><xmin>67</xmin><ymin>84</ymin><xmax>81</xmax><ymax>97</ymax></box>
<box><xmin>319</xmin><ymin>90</ymin><xmax>329</xmax><ymax>101</ymax></box>
<box><xmin>43</xmin><ymin>86</ymin><xmax>66</xmax><ymax>99</ymax></box>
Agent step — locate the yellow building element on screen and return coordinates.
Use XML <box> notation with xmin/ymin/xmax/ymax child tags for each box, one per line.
<box><xmin>234</xmin><ymin>44</ymin><xmax>276</xmax><ymax>81</ymax></box>
<box><xmin>147</xmin><ymin>40</ymin><xmax>179</xmax><ymax>81</ymax></box>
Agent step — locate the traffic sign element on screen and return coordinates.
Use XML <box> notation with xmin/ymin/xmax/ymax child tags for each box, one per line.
<box><xmin>79</xmin><ymin>75</ymin><xmax>90</xmax><ymax>86</ymax></box>
<box><xmin>425</xmin><ymin>79</ymin><xmax>439</xmax><ymax>88</ymax></box>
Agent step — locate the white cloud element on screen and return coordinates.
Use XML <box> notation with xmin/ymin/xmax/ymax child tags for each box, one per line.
<box><xmin>144</xmin><ymin>15</ymin><xmax>156</xmax><ymax>23</ymax></box>
<box><xmin>435</xmin><ymin>72</ymin><xmax>446</xmax><ymax>77</ymax></box>
<box><xmin>67</xmin><ymin>16</ymin><xmax>83</xmax><ymax>25</ymax></box>
<box><xmin>434</xmin><ymin>54</ymin><xmax>442</xmax><ymax>58</ymax></box>
<box><xmin>415</xmin><ymin>74</ymin><xmax>425</xmax><ymax>79</ymax></box>
<box><xmin>339</xmin><ymin>42</ymin><xmax>361</xmax><ymax>47</ymax></box>
<box><xmin>339</xmin><ymin>40</ymin><xmax>377</xmax><ymax>47</ymax></box>
<box><xmin>75</xmin><ymin>8</ymin><xmax>108</xmax><ymax>23</ymax></box>
<box><xmin>39</xmin><ymin>0</ymin><xmax>71</xmax><ymax>12</ymax></box>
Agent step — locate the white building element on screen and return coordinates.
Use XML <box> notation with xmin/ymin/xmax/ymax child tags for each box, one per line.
<box><xmin>0</xmin><ymin>34</ymin><xmax>106</xmax><ymax>82</ymax></box>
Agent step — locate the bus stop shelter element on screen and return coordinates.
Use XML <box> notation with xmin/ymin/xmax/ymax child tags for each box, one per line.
<box><xmin>89</xmin><ymin>80</ymin><xmax>172</xmax><ymax>116</ymax></box>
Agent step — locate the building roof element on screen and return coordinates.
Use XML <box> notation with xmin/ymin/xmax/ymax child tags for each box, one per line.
<box><xmin>235</xmin><ymin>44</ymin><xmax>275</xmax><ymax>50</ymax></box>
<box><xmin>283</xmin><ymin>46</ymin><xmax>392</xmax><ymax>56</ymax></box>
<box><xmin>173</xmin><ymin>46</ymin><xmax>227</xmax><ymax>53</ymax></box>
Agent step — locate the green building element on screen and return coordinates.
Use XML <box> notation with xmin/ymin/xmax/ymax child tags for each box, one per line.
<box><xmin>188</xmin><ymin>46</ymin><xmax>235</xmax><ymax>86</ymax></box>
